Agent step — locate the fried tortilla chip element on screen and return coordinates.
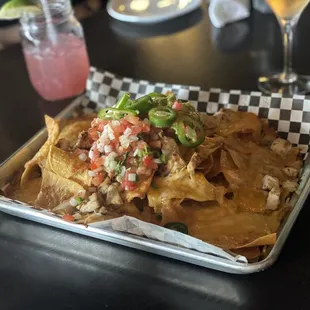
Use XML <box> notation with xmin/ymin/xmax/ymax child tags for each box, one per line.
<box><xmin>147</xmin><ymin>170</ymin><xmax>216</xmax><ymax>213</ymax></box>
<box><xmin>125</xmin><ymin>173</ymin><xmax>155</xmax><ymax>202</ymax></box>
<box><xmin>216</xmin><ymin>109</ymin><xmax>262</xmax><ymax>141</ymax></box>
<box><xmin>56</xmin><ymin>116</ymin><xmax>94</xmax><ymax>149</ymax></box>
<box><xmin>35</xmin><ymin>169</ymin><xmax>84</xmax><ymax>209</ymax></box>
<box><xmin>46</xmin><ymin>145</ymin><xmax>92</xmax><ymax>188</ymax></box>
<box><xmin>21</xmin><ymin>115</ymin><xmax>60</xmax><ymax>187</ymax></box>
<box><xmin>187</xmin><ymin>136</ymin><xmax>224</xmax><ymax>173</ymax></box>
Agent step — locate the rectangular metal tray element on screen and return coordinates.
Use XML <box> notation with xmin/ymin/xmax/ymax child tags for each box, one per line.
<box><xmin>1</xmin><ymin>96</ymin><xmax>310</xmax><ymax>274</ymax></box>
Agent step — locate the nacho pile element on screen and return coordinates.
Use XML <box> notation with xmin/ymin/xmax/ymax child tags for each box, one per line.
<box><xmin>8</xmin><ymin>92</ymin><xmax>303</xmax><ymax>259</ymax></box>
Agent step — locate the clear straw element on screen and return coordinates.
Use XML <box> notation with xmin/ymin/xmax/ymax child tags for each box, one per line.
<box><xmin>39</xmin><ymin>0</ymin><xmax>57</xmax><ymax>45</ymax></box>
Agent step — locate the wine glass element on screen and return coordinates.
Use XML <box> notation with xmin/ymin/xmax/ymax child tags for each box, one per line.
<box><xmin>258</xmin><ymin>0</ymin><xmax>310</xmax><ymax>95</ymax></box>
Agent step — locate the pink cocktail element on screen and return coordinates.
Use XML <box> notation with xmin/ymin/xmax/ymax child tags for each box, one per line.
<box><xmin>23</xmin><ymin>33</ymin><xmax>90</xmax><ymax>101</ymax></box>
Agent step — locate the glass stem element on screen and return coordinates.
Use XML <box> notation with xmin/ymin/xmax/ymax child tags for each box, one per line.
<box><xmin>278</xmin><ymin>18</ymin><xmax>298</xmax><ymax>83</ymax></box>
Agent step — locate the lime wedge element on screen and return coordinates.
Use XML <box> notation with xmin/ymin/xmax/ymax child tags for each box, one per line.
<box><xmin>0</xmin><ymin>0</ymin><xmax>40</xmax><ymax>20</ymax></box>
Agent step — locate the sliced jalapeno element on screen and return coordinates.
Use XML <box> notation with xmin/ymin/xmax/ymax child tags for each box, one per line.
<box><xmin>148</xmin><ymin>107</ymin><xmax>176</xmax><ymax>128</ymax></box>
<box><xmin>98</xmin><ymin>108</ymin><xmax>138</xmax><ymax>120</ymax></box>
<box><xmin>124</xmin><ymin>95</ymin><xmax>154</xmax><ymax>113</ymax></box>
<box><xmin>175</xmin><ymin>115</ymin><xmax>204</xmax><ymax>148</ymax></box>
<box><xmin>114</xmin><ymin>93</ymin><xmax>131</xmax><ymax>109</ymax></box>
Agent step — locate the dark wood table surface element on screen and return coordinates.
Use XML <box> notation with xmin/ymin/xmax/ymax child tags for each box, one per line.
<box><xmin>1</xmin><ymin>3</ymin><xmax>310</xmax><ymax>310</ymax></box>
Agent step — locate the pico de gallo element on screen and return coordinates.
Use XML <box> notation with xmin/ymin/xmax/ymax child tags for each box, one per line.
<box><xmin>84</xmin><ymin>92</ymin><xmax>205</xmax><ymax>191</ymax></box>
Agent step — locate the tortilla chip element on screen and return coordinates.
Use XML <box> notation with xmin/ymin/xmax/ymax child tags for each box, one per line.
<box><xmin>125</xmin><ymin>173</ymin><xmax>155</xmax><ymax>202</ymax></box>
<box><xmin>21</xmin><ymin>115</ymin><xmax>60</xmax><ymax>187</ymax></box>
<box><xmin>147</xmin><ymin>170</ymin><xmax>216</xmax><ymax>213</ymax></box>
<box><xmin>235</xmin><ymin>233</ymin><xmax>277</xmax><ymax>249</ymax></box>
<box><xmin>187</xmin><ymin>137</ymin><xmax>224</xmax><ymax>174</ymax></box>
<box><xmin>46</xmin><ymin>145</ymin><xmax>92</xmax><ymax>188</ymax></box>
<box><xmin>216</xmin><ymin>109</ymin><xmax>262</xmax><ymax>140</ymax></box>
<box><xmin>35</xmin><ymin>169</ymin><xmax>84</xmax><ymax>209</ymax></box>
<box><xmin>56</xmin><ymin>116</ymin><xmax>94</xmax><ymax>148</ymax></box>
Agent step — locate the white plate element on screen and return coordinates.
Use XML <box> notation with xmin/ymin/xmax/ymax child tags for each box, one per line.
<box><xmin>107</xmin><ymin>0</ymin><xmax>202</xmax><ymax>24</ymax></box>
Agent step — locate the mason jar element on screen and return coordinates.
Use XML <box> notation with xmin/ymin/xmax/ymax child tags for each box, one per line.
<box><xmin>20</xmin><ymin>0</ymin><xmax>90</xmax><ymax>101</ymax></box>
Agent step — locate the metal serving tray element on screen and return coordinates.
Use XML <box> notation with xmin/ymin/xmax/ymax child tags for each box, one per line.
<box><xmin>0</xmin><ymin>96</ymin><xmax>309</xmax><ymax>274</ymax></box>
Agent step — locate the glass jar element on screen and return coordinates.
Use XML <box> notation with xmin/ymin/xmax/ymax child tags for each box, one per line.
<box><xmin>20</xmin><ymin>0</ymin><xmax>90</xmax><ymax>101</ymax></box>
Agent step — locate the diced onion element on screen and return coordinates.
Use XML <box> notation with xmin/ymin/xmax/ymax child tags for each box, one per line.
<box><xmin>88</xmin><ymin>170</ymin><xmax>96</xmax><ymax>177</ymax></box>
<box><xmin>104</xmin><ymin>145</ymin><xmax>113</xmax><ymax>153</ymax></box>
<box><xmin>133</xmin><ymin>149</ymin><xmax>139</xmax><ymax>157</ymax></box>
<box><xmin>69</xmin><ymin>197</ymin><xmax>78</xmax><ymax>207</ymax></box>
<box><xmin>88</xmin><ymin>149</ymin><xmax>94</xmax><ymax>160</ymax></box>
<box><xmin>124</xmin><ymin>128</ymin><xmax>132</xmax><ymax>136</ymax></box>
<box><xmin>112</xmin><ymin>120</ymin><xmax>120</xmax><ymax>126</ymax></box>
<box><xmin>78</xmin><ymin>153</ymin><xmax>88</xmax><ymax>161</ymax></box>
<box><xmin>97</xmin><ymin>143</ymin><xmax>104</xmax><ymax>153</ymax></box>
<box><xmin>128</xmin><ymin>173</ymin><xmax>137</xmax><ymax>182</ymax></box>
<box><xmin>104</xmin><ymin>124</ymin><xmax>115</xmax><ymax>140</ymax></box>
<box><xmin>154</xmin><ymin>158</ymin><xmax>162</xmax><ymax>164</ymax></box>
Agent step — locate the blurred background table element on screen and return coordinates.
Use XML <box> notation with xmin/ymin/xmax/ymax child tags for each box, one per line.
<box><xmin>1</xmin><ymin>1</ymin><xmax>310</xmax><ymax>309</ymax></box>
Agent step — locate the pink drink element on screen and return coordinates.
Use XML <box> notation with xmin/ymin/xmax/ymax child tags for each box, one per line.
<box><xmin>23</xmin><ymin>33</ymin><xmax>90</xmax><ymax>101</ymax></box>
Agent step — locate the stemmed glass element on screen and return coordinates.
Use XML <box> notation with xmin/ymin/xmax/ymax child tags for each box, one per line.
<box><xmin>258</xmin><ymin>0</ymin><xmax>310</xmax><ymax>95</ymax></box>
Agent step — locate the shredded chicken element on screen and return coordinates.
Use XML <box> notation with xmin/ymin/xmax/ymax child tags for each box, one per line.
<box><xmin>79</xmin><ymin>193</ymin><xmax>101</xmax><ymax>213</ymax></box>
<box><xmin>74</xmin><ymin>131</ymin><xmax>93</xmax><ymax>149</ymax></box>
<box><xmin>282</xmin><ymin>180</ymin><xmax>298</xmax><ymax>192</ymax></box>
<box><xmin>56</xmin><ymin>138</ymin><xmax>70</xmax><ymax>151</ymax></box>
<box><xmin>283</xmin><ymin>167</ymin><xmax>298</xmax><ymax>178</ymax></box>
<box><xmin>266</xmin><ymin>187</ymin><xmax>281</xmax><ymax>210</ymax></box>
<box><xmin>270</xmin><ymin>138</ymin><xmax>292</xmax><ymax>157</ymax></box>
<box><xmin>99</xmin><ymin>177</ymin><xmax>111</xmax><ymax>195</ymax></box>
<box><xmin>262</xmin><ymin>175</ymin><xmax>280</xmax><ymax>191</ymax></box>
<box><xmin>106</xmin><ymin>183</ymin><xmax>123</xmax><ymax>205</ymax></box>
<box><xmin>161</xmin><ymin>136</ymin><xmax>180</xmax><ymax>156</ymax></box>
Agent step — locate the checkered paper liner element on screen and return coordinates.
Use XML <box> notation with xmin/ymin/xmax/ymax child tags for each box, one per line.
<box><xmin>86</xmin><ymin>67</ymin><xmax>310</xmax><ymax>155</ymax></box>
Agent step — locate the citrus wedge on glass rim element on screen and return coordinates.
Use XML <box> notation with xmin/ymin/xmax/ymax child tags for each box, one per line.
<box><xmin>0</xmin><ymin>0</ymin><xmax>40</xmax><ymax>20</ymax></box>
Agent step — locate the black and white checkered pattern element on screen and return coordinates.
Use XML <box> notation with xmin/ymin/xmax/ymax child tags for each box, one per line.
<box><xmin>86</xmin><ymin>67</ymin><xmax>310</xmax><ymax>154</ymax></box>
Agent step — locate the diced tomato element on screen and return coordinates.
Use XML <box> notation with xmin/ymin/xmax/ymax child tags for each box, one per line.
<box><xmin>92</xmin><ymin>148</ymin><xmax>100</xmax><ymax>161</ymax></box>
<box><xmin>90</xmin><ymin>162</ymin><xmax>98</xmax><ymax>170</ymax></box>
<box><xmin>88</xmin><ymin>128</ymin><xmax>99</xmax><ymax>140</ymax></box>
<box><xmin>62</xmin><ymin>214</ymin><xmax>74</xmax><ymax>222</ymax></box>
<box><xmin>172</xmin><ymin>101</ymin><xmax>183</xmax><ymax>111</ymax></box>
<box><xmin>97</xmin><ymin>120</ymin><xmax>108</xmax><ymax>132</ymax></box>
<box><xmin>125</xmin><ymin>115</ymin><xmax>140</xmax><ymax>125</ymax></box>
<box><xmin>141</xmin><ymin>122</ymin><xmax>150</xmax><ymax>133</ymax></box>
<box><xmin>92</xmin><ymin>172</ymin><xmax>104</xmax><ymax>186</ymax></box>
<box><xmin>74</xmin><ymin>148</ymin><xmax>88</xmax><ymax>156</ymax></box>
<box><xmin>143</xmin><ymin>155</ymin><xmax>158</xmax><ymax>170</ymax></box>
<box><xmin>131</xmin><ymin>126</ymin><xmax>142</xmax><ymax>135</ymax></box>
<box><xmin>95</xmin><ymin>157</ymin><xmax>104</xmax><ymax>166</ymax></box>
<box><xmin>121</xmin><ymin>179</ymin><xmax>136</xmax><ymax>191</ymax></box>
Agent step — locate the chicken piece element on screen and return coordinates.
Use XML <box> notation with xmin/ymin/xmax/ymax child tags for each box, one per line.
<box><xmin>74</xmin><ymin>131</ymin><xmax>93</xmax><ymax>150</ymax></box>
<box><xmin>98</xmin><ymin>206</ymin><xmax>108</xmax><ymax>214</ymax></box>
<box><xmin>161</xmin><ymin>136</ymin><xmax>180</xmax><ymax>156</ymax></box>
<box><xmin>79</xmin><ymin>193</ymin><xmax>100</xmax><ymax>213</ymax></box>
<box><xmin>262</xmin><ymin>175</ymin><xmax>280</xmax><ymax>191</ymax></box>
<box><xmin>282</xmin><ymin>180</ymin><xmax>298</xmax><ymax>192</ymax></box>
<box><xmin>270</xmin><ymin>138</ymin><xmax>292</xmax><ymax>157</ymax></box>
<box><xmin>56</xmin><ymin>138</ymin><xmax>70</xmax><ymax>151</ymax></box>
<box><xmin>266</xmin><ymin>187</ymin><xmax>281</xmax><ymax>210</ymax></box>
<box><xmin>99</xmin><ymin>177</ymin><xmax>111</xmax><ymax>195</ymax></box>
<box><xmin>106</xmin><ymin>183</ymin><xmax>123</xmax><ymax>206</ymax></box>
<box><xmin>167</xmin><ymin>153</ymin><xmax>186</xmax><ymax>174</ymax></box>
<box><xmin>283</xmin><ymin>167</ymin><xmax>299</xmax><ymax>178</ymax></box>
<box><xmin>160</xmin><ymin>137</ymin><xmax>186</xmax><ymax>175</ymax></box>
